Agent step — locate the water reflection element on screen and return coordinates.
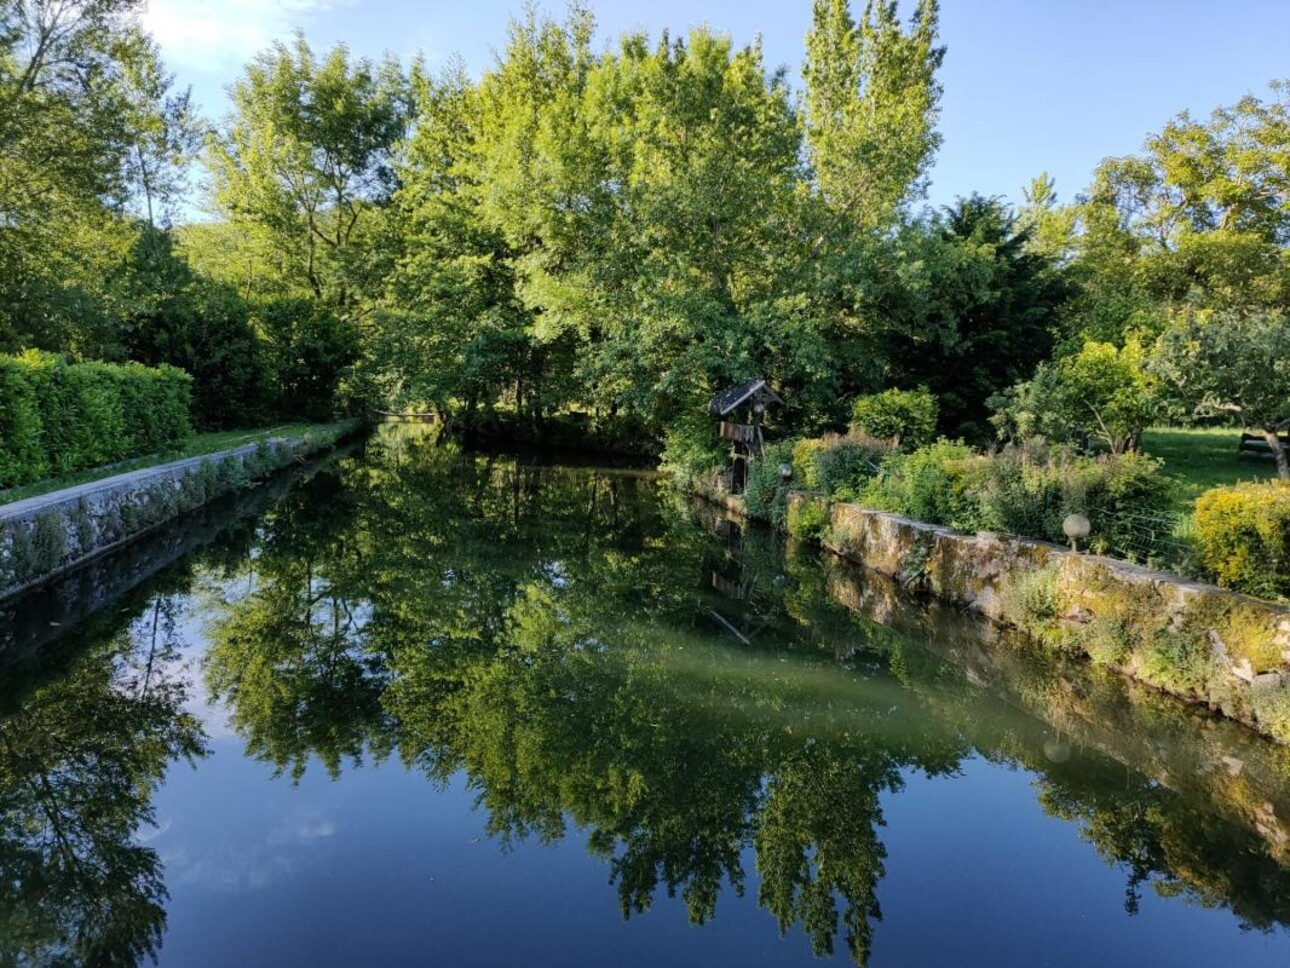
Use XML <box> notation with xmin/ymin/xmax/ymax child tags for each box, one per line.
<box><xmin>3</xmin><ymin>424</ymin><xmax>1290</xmax><ymax>965</ymax></box>
<box><xmin>0</xmin><ymin>596</ymin><xmax>206</xmax><ymax>966</ymax></box>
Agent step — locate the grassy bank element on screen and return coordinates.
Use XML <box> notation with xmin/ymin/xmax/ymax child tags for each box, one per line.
<box><xmin>0</xmin><ymin>423</ymin><xmax>339</xmax><ymax>507</ymax></box>
<box><xmin>1141</xmin><ymin>427</ymin><xmax>1277</xmax><ymax>511</ymax></box>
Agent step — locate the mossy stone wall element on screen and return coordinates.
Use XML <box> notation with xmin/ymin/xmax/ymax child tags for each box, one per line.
<box><xmin>785</xmin><ymin>491</ymin><xmax>1290</xmax><ymax>743</ymax></box>
<box><xmin>0</xmin><ymin>426</ymin><xmax>352</xmax><ymax>601</ymax></box>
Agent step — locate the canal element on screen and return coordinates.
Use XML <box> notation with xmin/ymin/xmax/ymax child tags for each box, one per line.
<box><xmin>2</xmin><ymin>424</ymin><xmax>1289</xmax><ymax>966</ymax></box>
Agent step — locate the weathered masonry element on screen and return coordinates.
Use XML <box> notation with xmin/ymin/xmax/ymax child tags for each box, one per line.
<box><xmin>705</xmin><ymin>487</ymin><xmax>1290</xmax><ymax>744</ymax></box>
<box><xmin>0</xmin><ymin>426</ymin><xmax>354</xmax><ymax>601</ymax></box>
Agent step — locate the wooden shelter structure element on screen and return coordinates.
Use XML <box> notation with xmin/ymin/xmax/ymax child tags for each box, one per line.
<box><xmin>707</xmin><ymin>378</ymin><xmax>784</xmax><ymax>495</ymax></box>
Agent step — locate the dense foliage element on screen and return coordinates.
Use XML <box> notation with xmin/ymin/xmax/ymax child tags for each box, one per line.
<box><xmin>1193</xmin><ymin>481</ymin><xmax>1290</xmax><ymax>600</ymax></box>
<box><xmin>849</xmin><ymin>388</ymin><xmax>938</xmax><ymax>449</ymax></box>
<box><xmin>0</xmin><ymin>351</ymin><xmax>191</xmax><ymax>487</ymax></box>
<box><xmin>2</xmin><ymin>0</ymin><xmax>1287</xmax><ymax>567</ymax></box>
<box><xmin>763</xmin><ymin>432</ymin><xmax>1177</xmax><ymax>563</ymax></box>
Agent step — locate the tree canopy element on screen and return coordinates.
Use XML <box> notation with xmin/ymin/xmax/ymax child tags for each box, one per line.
<box><xmin>1</xmin><ymin>1</ymin><xmax>1286</xmax><ymax>465</ymax></box>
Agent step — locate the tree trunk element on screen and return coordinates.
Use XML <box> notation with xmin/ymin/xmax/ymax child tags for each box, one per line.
<box><xmin>1265</xmin><ymin>426</ymin><xmax>1289</xmax><ymax>480</ymax></box>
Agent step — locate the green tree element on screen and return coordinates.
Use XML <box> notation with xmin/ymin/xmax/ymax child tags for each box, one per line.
<box><xmin>254</xmin><ymin>296</ymin><xmax>360</xmax><ymax>420</ymax></box>
<box><xmin>1062</xmin><ymin>81</ymin><xmax>1290</xmax><ymax>345</ymax></box>
<box><xmin>992</xmin><ymin>339</ymin><xmax>1159</xmax><ymax>454</ymax></box>
<box><xmin>0</xmin><ymin>0</ymin><xmax>178</xmax><ymax>356</ymax></box>
<box><xmin>1151</xmin><ymin>310</ymin><xmax>1290</xmax><ymax>477</ymax></box>
<box><xmin>803</xmin><ymin>0</ymin><xmax>943</xmax><ymax>233</ymax></box>
<box><xmin>117</xmin><ymin>36</ymin><xmax>201</xmax><ymax>230</ymax></box>
<box><xmin>850</xmin><ymin>387</ymin><xmax>937</xmax><ymax>448</ymax></box>
<box><xmin>119</xmin><ymin>227</ymin><xmax>276</xmax><ymax>429</ymax></box>
<box><xmin>207</xmin><ymin>35</ymin><xmax>414</xmax><ymax>310</ymax></box>
<box><xmin>376</xmin><ymin>58</ymin><xmax>531</xmax><ymax>422</ymax></box>
<box><xmin>879</xmin><ymin>195</ymin><xmax>1068</xmax><ymax>439</ymax></box>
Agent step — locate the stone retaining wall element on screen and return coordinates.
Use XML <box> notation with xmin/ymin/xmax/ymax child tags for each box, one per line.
<box><xmin>763</xmin><ymin>490</ymin><xmax>1290</xmax><ymax>743</ymax></box>
<box><xmin>0</xmin><ymin>425</ymin><xmax>355</xmax><ymax>601</ymax></box>
<box><xmin>815</xmin><ymin>553</ymin><xmax>1290</xmax><ymax>863</ymax></box>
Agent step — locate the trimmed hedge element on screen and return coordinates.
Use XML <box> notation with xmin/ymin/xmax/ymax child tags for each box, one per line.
<box><xmin>0</xmin><ymin>351</ymin><xmax>192</xmax><ymax>488</ymax></box>
<box><xmin>1194</xmin><ymin>481</ymin><xmax>1290</xmax><ymax>600</ymax></box>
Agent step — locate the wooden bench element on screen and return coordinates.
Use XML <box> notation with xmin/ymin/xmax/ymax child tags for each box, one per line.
<box><xmin>1238</xmin><ymin>431</ymin><xmax>1290</xmax><ymax>456</ymax></box>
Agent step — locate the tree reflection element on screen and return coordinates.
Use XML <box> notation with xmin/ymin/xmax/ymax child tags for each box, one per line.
<box><xmin>199</xmin><ymin>425</ymin><xmax>1290</xmax><ymax>963</ymax></box>
<box><xmin>0</xmin><ymin>596</ymin><xmax>207</xmax><ymax>967</ymax></box>
<box><xmin>7</xmin><ymin>424</ymin><xmax>1287</xmax><ymax>965</ymax></box>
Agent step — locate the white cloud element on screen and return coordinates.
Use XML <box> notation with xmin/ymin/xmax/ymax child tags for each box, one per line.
<box><xmin>142</xmin><ymin>0</ymin><xmax>348</xmax><ymax>73</ymax></box>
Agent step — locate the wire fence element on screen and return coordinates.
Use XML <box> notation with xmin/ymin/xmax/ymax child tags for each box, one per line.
<box><xmin>1096</xmin><ymin>507</ymin><xmax>1195</xmax><ymax>574</ymax></box>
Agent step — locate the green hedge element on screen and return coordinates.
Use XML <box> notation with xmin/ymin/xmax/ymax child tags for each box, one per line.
<box><xmin>0</xmin><ymin>351</ymin><xmax>192</xmax><ymax>488</ymax></box>
<box><xmin>1194</xmin><ymin>481</ymin><xmax>1290</xmax><ymax>600</ymax></box>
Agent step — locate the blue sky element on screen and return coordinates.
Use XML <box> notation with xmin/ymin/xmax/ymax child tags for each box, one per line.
<box><xmin>143</xmin><ymin>0</ymin><xmax>1290</xmax><ymax>209</ymax></box>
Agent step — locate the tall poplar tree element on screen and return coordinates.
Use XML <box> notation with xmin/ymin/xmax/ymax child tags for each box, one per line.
<box><xmin>802</xmin><ymin>0</ymin><xmax>944</xmax><ymax>232</ymax></box>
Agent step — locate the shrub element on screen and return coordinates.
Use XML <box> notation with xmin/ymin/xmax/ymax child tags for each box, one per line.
<box><xmin>255</xmin><ymin>297</ymin><xmax>360</xmax><ymax>420</ymax></box>
<box><xmin>850</xmin><ymin>388</ymin><xmax>938</xmax><ymax>449</ymax></box>
<box><xmin>0</xmin><ymin>352</ymin><xmax>192</xmax><ymax>488</ymax></box>
<box><xmin>851</xmin><ymin>438</ymin><xmax>1175</xmax><ymax>561</ymax></box>
<box><xmin>788</xmin><ymin>499</ymin><xmax>830</xmax><ymax>542</ymax></box>
<box><xmin>744</xmin><ymin>441</ymin><xmax>797</xmax><ymax>526</ymax></box>
<box><xmin>792</xmin><ymin>438</ymin><xmax>827</xmax><ymax>488</ymax></box>
<box><xmin>1193</xmin><ymin>481</ymin><xmax>1290</xmax><ymax>600</ymax></box>
<box><xmin>661</xmin><ymin>414</ymin><xmax>729</xmax><ymax>493</ymax></box>
<box><xmin>1079</xmin><ymin>615</ymin><xmax>1133</xmax><ymax>667</ymax></box>
<box><xmin>990</xmin><ymin>340</ymin><xmax>1158</xmax><ymax>454</ymax></box>
<box><xmin>1138</xmin><ymin>628</ymin><xmax>1213</xmax><ymax>696</ymax></box>
<box><xmin>1075</xmin><ymin>451</ymin><xmax>1176</xmax><ymax>561</ymax></box>
<box><xmin>0</xmin><ymin>356</ymin><xmax>45</xmax><ymax>485</ymax></box>
<box><xmin>862</xmin><ymin>440</ymin><xmax>986</xmax><ymax>532</ymax></box>
<box><xmin>793</xmin><ymin>433</ymin><xmax>891</xmax><ymax>499</ymax></box>
<box><xmin>972</xmin><ymin>444</ymin><xmax>1176</xmax><ymax>562</ymax></box>
<box><xmin>1001</xmin><ymin>566</ymin><xmax>1073</xmax><ymax>653</ymax></box>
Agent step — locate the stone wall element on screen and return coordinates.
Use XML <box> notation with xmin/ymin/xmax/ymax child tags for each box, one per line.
<box><xmin>771</xmin><ymin>490</ymin><xmax>1290</xmax><ymax>743</ymax></box>
<box><xmin>0</xmin><ymin>425</ymin><xmax>355</xmax><ymax>601</ymax></box>
<box><xmin>814</xmin><ymin>553</ymin><xmax>1290</xmax><ymax>864</ymax></box>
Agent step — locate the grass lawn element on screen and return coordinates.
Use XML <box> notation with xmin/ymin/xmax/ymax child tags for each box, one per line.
<box><xmin>0</xmin><ymin>422</ymin><xmax>337</xmax><ymax>507</ymax></box>
<box><xmin>1141</xmin><ymin>426</ymin><xmax>1278</xmax><ymax>511</ymax></box>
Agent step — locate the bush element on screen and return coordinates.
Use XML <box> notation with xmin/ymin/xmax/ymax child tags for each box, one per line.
<box><xmin>661</xmin><ymin>414</ymin><xmax>729</xmax><ymax>493</ymax></box>
<box><xmin>792</xmin><ymin>438</ymin><xmax>827</xmax><ymax>487</ymax></box>
<box><xmin>1193</xmin><ymin>481</ymin><xmax>1290</xmax><ymax>600</ymax></box>
<box><xmin>186</xmin><ymin>286</ymin><xmax>277</xmax><ymax>430</ymax></box>
<box><xmin>744</xmin><ymin>440</ymin><xmax>797</xmax><ymax>526</ymax></box>
<box><xmin>972</xmin><ymin>444</ymin><xmax>1176</xmax><ymax>561</ymax></box>
<box><xmin>1001</xmin><ymin>566</ymin><xmax>1073</xmax><ymax>653</ymax></box>
<box><xmin>862</xmin><ymin>440</ymin><xmax>986</xmax><ymax>532</ymax></box>
<box><xmin>990</xmin><ymin>340</ymin><xmax>1158</xmax><ymax>454</ymax></box>
<box><xmin>0</xmin><ymin>356</ymin><xmax>45</xmax><ymax>485</ymax></box>
<box><xmin>852</xmin><ymin>439</ymin><xmax>1176</xmax><ymax>560</ymax></box>
<box><xmin>850</xmin><ymin>388</ymin><xmax>938</xmax><ymax>449</ymax></box>
<box><xmin>255</xmin><ymin>298</ymin><xmax>360</xmax><ymax>421</ymax></box>
<box><xmin>0</xmin><ymin>351</ymin><xmax>192</xmax><ymax>488</ymax></box>
<box><xmin>793</xmin><ymin>433</ymin><xmax>892</xmax><ymax>499</ymax></box>
<box><xmin>787</xmin><ymin>498</ymin><xmax>830</xmax><ymax>541</ymax></box>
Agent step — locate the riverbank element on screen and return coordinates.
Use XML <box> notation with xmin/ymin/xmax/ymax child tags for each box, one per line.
<box><xmin>0</xmin><ymin>422</ymin><xmax>343</xmax><ymax>506</ymax></box>
<box><xmin>700</xmin><ymin>485</ymin><xmax>1290</xmax><ymax>744</ymax></box>
<box><xmin>0</xmin><ymin>420</ymin><xmax>362</xmax><ymax>601</ymax></box>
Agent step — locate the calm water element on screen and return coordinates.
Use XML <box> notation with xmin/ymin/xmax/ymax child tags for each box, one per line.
<box><xmin>4</xmin><ymin>424</ymin><xmax>1290</xmax><ymax>967</ymax></box>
